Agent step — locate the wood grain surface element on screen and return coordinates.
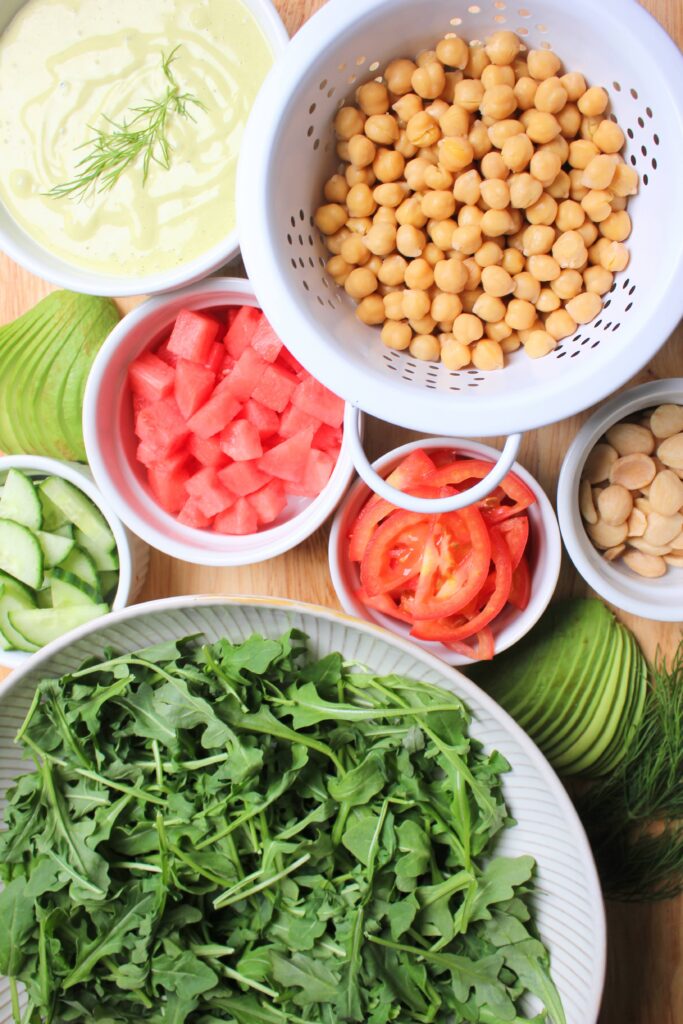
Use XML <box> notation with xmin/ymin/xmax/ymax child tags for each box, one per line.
<box><xmin>0</xmin><ymin>0</ymin><xmax>681</xmax><ymax>1019</ymax></box>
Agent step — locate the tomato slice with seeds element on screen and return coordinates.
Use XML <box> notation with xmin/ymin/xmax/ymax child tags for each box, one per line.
<box><xmin>360</xmin><ymin>510</ymin><xmax>429</xmax><ymax>596</ymax></box>
<box><xmin>446</xmin><ymin>626</ymin><xmax>495</xmax><ymax>661</ymax></box>
<box><xmin>410</xmin><ymin>505</ymin><xmax>491</xmax><ymax>621</ymax></box>
<box><xmin>421</xmin><ymin>460</ymin><xmax>535</xmax><ymax>523</ymax></box>
<box><xmin>508</xmin><ymin>554</ymin><xmax>531</xmax><ymax>610</ymax></box>
<box><xmin>496</xmin><ymin>514</ymin><xmax>529</xmax><ymax>570</ymax></box>
<box><xmin>355</xmin><ymin>587</ymin><xmax>416</xmax><ymax>624</ymax></box>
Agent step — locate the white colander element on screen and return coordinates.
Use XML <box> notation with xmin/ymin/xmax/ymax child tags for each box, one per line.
<box><xmin>238</xmin><ymin>0</ymin><xmax>683</xmax><ymax>513</ymax></box>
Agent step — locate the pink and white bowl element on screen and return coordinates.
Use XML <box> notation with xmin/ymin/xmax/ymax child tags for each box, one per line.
<box><xmin>329</xmin><ymin>437</ymin><xmax>562</xmax><ymax>667</ymax></box>
<box><xmin>82</xmin><ymin>277</ymin><xmax>355</xmax><ymax>567</ymax></box>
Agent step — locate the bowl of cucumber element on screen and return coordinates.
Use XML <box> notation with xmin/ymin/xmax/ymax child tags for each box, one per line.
<box><xmin>0</xmin><ymin>455</ymin><xmax>148</xmax><ymax>671</ymax></box>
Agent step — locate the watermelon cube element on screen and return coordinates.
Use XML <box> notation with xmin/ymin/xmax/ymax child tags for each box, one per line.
<box><xmin>205</xmin><ymin>343</ymin><xmax>225</xmax><ymax>375</ymax></box>
<box><xmin>225</xmin><ymin>306</ymin><xmax>240</xmax><ymax>330</ymax></box>
<box><xmin>177</xmin><ymin>496</ymin><xmax>212</xmax><ymax>530</ymax></box>
<box><xmin>247</xmin><ymin>479</ymin><xmax>287</xmax><ymax>525</ymax></box>
<box><xmin>187</xmin><ymin>391</ymin><xmax>242</xmax><ymax>439</ymax></box>
<box><xmin>147</xmin><ymin>458</ymin><xmax>191</xmax><ymax>514</ymax></box>
<box><xmin>188</xmin><ymin>433</ymin><xmax>227</xmax><ymax>468</ymax></box>
<box><xmin>292</xmin><ymin>377</ymin><xmax>344</xmax><ymax>428</ymax></box>
<box><xmin>225</xmin><ymin>347</ymin><xmax>269</xmax><ymax>402</ymax></box>
<box><xmin>218</xmin><ymin>460</ymin><xmax>270</xmax><ymax>497</ymax></box>
<box><xmin>214</xmin><ymin>497</ymin><xmax>258</xmax><ymax>535</ymax></box>
<box><xmin>128</xmin><ymin>352</ymin><xmax>175</xmax><ymax>402</ymax></box>
<box><xmin>287</xmin><ymin>449</ymin><xmax>335</xmax><ymax>497</ymax></box>
<box><xmin>257</xmin><ymin>430</ymin><xmax>314</xmax><ymax>482</ymax></box>
<box><xmin>135</xmin><ymin>399</ymin><xmax>189</xmax><ymax>456</ymax></box>
<box><xmin>174</xmin><ymin>359</ymin><xmax>216</xmax><ymax>420</ymax></box>
<box><xmin>156</xmin><ymin>338</ymin><xmax>178</xmax><ymax>367</ymax></box>
<box><xmin>250</xmin><ymin>318</ymin><xmax>283</xmax><ymax>363</ymax></box>
<box><xmin>224</xmin><ymin>306</ymin><xmax>262</xmax><ymax>360</ymax></box>
<box><xmin>251</xmin><ymin>364</ymin><xmax>298</xmax><ymax>413</ymax></box>
<box><xmin>167</xmin><ymin>310</ymin><xmax>220</xmax><ymax>363</ymax></box>
<box><xmin>243</xmin><ymin>399</ymin><xmax>280</xmax><ymax>438</ymax></box>
<box><xmin>312</xmin><ymin>423</ymin><xmax>343</xmax><ymax>453</ymax></box>
<box><xmin>279</xmin><ymin>404</ymin><xmax>321</xmax><ymax>439</ymax></box>
<box><xmin>219</xmin><ymin>420</ymin><xmax>263</xmax><ymax>461</ymax></box>
<box><xmin>185</xmin><ymin>468</ymin><xmax>235</xmax><ymax>517</ymax></box>
<box><xmin>133</xmin><ymin>395</ymin><xmax>147</xmax><ymax>417</ymax></box>
<box><xmin>136</xmin><ymin>442</ymin><xmax>159</xmax><ymax>468</ymax></box>
<box><xmin>277</xmin><ymin>348</ymin><xmax>305</xmax><ymax>375</ymax></box>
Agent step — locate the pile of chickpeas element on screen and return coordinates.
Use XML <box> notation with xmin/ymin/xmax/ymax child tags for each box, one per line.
<box><xmin>314</xmin><ymin>30</ymin><xmax>638</xmax><ymax>371</ymax></box>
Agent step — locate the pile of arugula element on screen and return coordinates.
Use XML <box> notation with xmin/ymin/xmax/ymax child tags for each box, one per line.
<box><xmin>0</xmin><ymin>630</ymin><xmax>565</xmax><ymax>1024</ymax></box>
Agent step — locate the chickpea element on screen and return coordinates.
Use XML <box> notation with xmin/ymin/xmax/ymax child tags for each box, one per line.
<box><xmin>506</xmin><ymin>298</ymin><xmax>537</xmax><ymax>330</ymax></box>
<box><xmin>337</xmin><ymin>140</ymin><xmax>351</xmax><ymax>162</ymax></box>
<box><xmin>583</xmin><ymin>265</ymin><xmax>613</xmax><ymax>295</ymax></box>
<box><xmin>522</xmin><ymin>224</ymin><xmax>555</xmax><ymax>256</ymax></box>
<box><xmin>423</xmin><ymin>242</ymin><xmax>446</xmax><ymax>267</ymax></box>
<box><xmin>538</xmin><ymin>134</ymin><xmax>569</xmax><ymax>162</ymax></box>
<box><xmin>404</xmin><ymin>157</ymin><xmax>431</xmax><ymax>191</ymax></box>
<box><xmin>326</xmin><ymin>227</ymin><xmax>352</xmax><ymax>255</ymax></box>
<box><xmin>392</xmin><ymin>93</ymin><xmax>423</xmax><ymax>125</ymax></box>
<box><xmin>526</xmin><ymin>192</ymin><xmax>558</xmax><ymax>225</ymax></box>
<box><xmin>402</xmin><ymin>258</ymin><xmax>433</xmax><ymax>291</ymax></box>
<box><xmin>335</xmin><ymin>106</ymin><xmax>366</xmax><ymax>139</ymax></box>
<box><xmin>485</xmin><ymin>30</ymin><xmax>521</xmax><ymax>65</ymax></box>
<box><xmin>378</xmin><ymin>253</ymin><xmax>408</xmax><ymax>286</ymax></box>
<box><xmin>527</xmin><ymin>253</ymin><xmax>561</xmax><ymax>281</ymax></box>
<box><xmin>509</xmin><ymin>172</ymin><xmax>544</xmax><ymax>209</ymax></box>
<box><xmin>568</xmin><ymin>168</ymin><xmax>589</xmax><ymax>202</ymax></box>
<box><xmin>375</xmin><ymin>205</ymin><xmax>397</xmax><ymax>225</ymax></box>
<box><xmin>588</xmin><ymin>236</ymin><xmax>612</xmax><ymax>265</ymax></box>
<box><xmin>552</xmin><ymin>201</ymin><xmax>583</xmax><ymax>235</ymax></box>
<box><xmin>593</xmin><ymin>119</ymin><xmax>625</xmax><ymax>154</ymax></box>
<box><xmin>581</xmin><ymin>189</ymin><xmax>612</xmax><ymax>223</ymax></box>
<box><xmin>527</xmin><ymin>49</ymin><xmax>562</xmax><ymax>81</ymax></box>
<box><xmin>396</xmin><ymin>224</ymin><xmax>427</xmax><ymax>257</ymax></box>
<box><xmin>315</xmin><ymin>203</ymin><xmax>348</xmax><ymax>235</ymax></box>
<box><xmin>552</xmin><ymin>230</ymin><xmax>588</xmax><ymax>269</ymax></box>
<box><xmin>406</xmin><ymin>332</ymin><xmax>439</xmax><ymax>362</ymax></box>
<box><xmin>465</xmin><ymin>44</ymin><xmax>491</xmax><ymax>79</ymax></box>
<box><xmin>365</xmin><ymin>113</ymin><xmax>400</xmax><ymax>145</ymax></box>
<box><xmin>524</xmin><ymin>329</ymin><xmax>556</xmax><ymax>358</ymax></box>
<box><xmin>527</xmin><ymin>153</ymin><xmax>560</xmax><ymax>191</ymax></box>
<box><xmin>545</xmin><ymin>308</ymin><xmax>578</xmax><ymax>340</ymax></box>
<box><xmin>357</xmin><ymin>81</ymin><xmax>390</xmax><ymax>116</ymax></box>
<box><xmin>480</xmin><ymin>150</ymin><xmax>509</xmax><ymax>179</ymax></box>
<box><xmin>439</xmin><ymin>103</ymin><xmax>471</xmax><ymax>138</ymax></box>
<box><xmin>373</xmin><ymin>182</ymin><xmax>407</xmax><ymax>208</ymax></box>
<box><xmin>384</xmin><ymin>290</ymin><xmax>407</xmax><ymax>320</ymax></box>
<box><xmin>324</xmin><ymin>174</ymin><xmax>350</xmax><ymax>203</ymax></box>
<box><xmin>419</xmin><ymin>190</ymin><xmax>454</xmax><ymax>221</ymax></box>
<box><xmin>439</xmin><ymin>136</ymin><xmax>475</xmax><ymax>171</ymax></box>
<box><xmin>345</xmin><ymin>267</ymin><xmax>378</xmax><ymax>300</ymax></box>
<box><xmin>326</xmin><ymin>254</ymin><xmax>352</xmax><ymax>284</ymax></box>
<box><xmin>481</xmin><ymin>265</ymin><xmax>515</xmax><ymax>297</ymax></box>
<box><xmin>600</xmin><ymin>240</ymin><xmax>630</xmax><ymax>272</ymax></box>
<box><xmin>565</xmin><ymin>290</ymin><xmax>603</xmax><ymax>324</ymax></box>
<box><xmin>452</xmin><ymin>224</ymin><xmax>482</xmax><ymax>255</ymax></box>
<box><xmin>488</xmin><ymin>118</ymin><xmax>525</xmax><ymax>149</ymax></box>
<box><xmin>348</xmin><ymin>134</ymin><xmax>376</xmax><ymax>168</ymax></box>
<box><xmin>396</xmin><ymin>195</ymin><xmax>428</xmax><ymax>227</ymax></box>
<box><xmin>557</xmin><ymin>102</ymin><xmax>582</xmax><ymax>138</ymax></box>
<box><xmin>385</xmin><ymin>58</ymin><xmax>418</xmax><ymax>96</ymax></box>
<box><xmin>501</xmin><ymin>331</ymin><xmax>521</xmax><ymax>353</ymax></box>
<box><xmin>580</xmin><ymin>114</ymin><xmax>603</xmax><ymax>142</ymax></box>
<box><xmin>547</xmin><ymin>169</ymin><xmax>571</xmax><ymax>200</ymax></box>
<box><xmin>371</xmin><ymin>149</ymin><xmax>404</xmax><ymax>183</ymax></box>
<box><xmin>441</xmin><ymin>337</ymin><xmax>472</xmax><ymax>369</ymax></box>
<box><xmin>462</xmin><ymin>257</ymin><xmax>483</xmax><ymax>289</ymax></box>
<box><xmin>469</xmin><ymin>120</ymin><xmax>492</xmax><ymax>158</ymax></box>
<box><xmin>561</xmin><ymin>71</ymin><xmax>587</xmax><ymax>102</ymax></box>
<box><xmin>341</xmin><ymin>234</ymin><xmax>370</xmax><ymax>266</ymax></box>
<box><xmin>412</xmin><ymin>61</ymin><xmax>447</xmax><ymax>100</ymax></box>
<box><xmin>409</xmin><ymin>314</ymin><xmax>437</xmax><ymax>335</ymax></box>
<box><xmin>452</xmin><ymin>168</ymin><xmax>482</xmax><ymax>204</ymax></box>
<box><xmin>501</xmin><ymin>133</ymin><xmax>534</xmax><ymax>172</ymax></box>
<box><xmin>600</xmin><ymin>210</ymin><xmax>632</xmax><ymax>242</ymax></box>
<box><xmin>536</xmin><ymin>287</ymin><xmax>561</xmax><ymax>312</ymax></box>
<box><xmin>416</xmin><ymin>48</ymin><xmax>438</xmax><ymax>68</ymax></box>
<box><xmin>480</xmin><ymin>178</ymin><xmax>510</xmax><ymax>211</ymax></box>
<box><xmin>346</xmin><ymin>183</ymin><xmax>377</xmax><ymax>218</ymax></box>
<box><xmin>551</xmin><ymin>268</ymin><xmax>583</xmax><ymax>299</ymax></box>
<box><xmin>472</xmin><ymin>338</ymin><xmax>505</xmax><ymax>370</ymax></box>
<box><xmin>611</xmin><ymin>162</ymin><xmax>639</xmax><ymax>197</ymax></box>
<box><xmin>434</xmin><ymin>257</ymin><xmax>468</xmax><ymax>293</ymax></box>
<box><xmin>345</xmin><ymin>164</ymin><xmax>375</xmax><ymax>187</ymax></box>
<box><xmin>431</xmin><ymin>291</ymin><xmax>463</xmax><ymax>323</ymax></box>
<box><xmin>356</xmin><ymin>293</ymin><xmax>385</xmax><ymax>324</ymax></box>
<box><xmin>518</xmin><ymin>319</ymin><xmax>545</xmax><ymax>343</ymax></box>
<box><xmin>534</xmin><ymin>77</ymin><xmax>567</xmax><ymax>115</ymax></box>
<box><xmin>474</xmin><ymin>241</ymin><xmax>504</xmax><ymax>267</ymax></box>
<box><xmin>381</xmin><ymin>319</ymin><xmax>413</xmax><ymax>350</ymax></box>
<box><xmin>512</xmin><ymin>57</ymin><xmax>528</xmax><ymax>77</ymax></box>
<box><xmin>481</xmin><ymin>208</ymin><xmax>514</xmax><ymax>236</ymax></box>
<box><xmin>436</xmin><ymin>35</ymin><xmax>469</xmax><ymax>69</ymax></box>
<box><xmin>429</xmin><ymin>218</ymin><xmax>458</xmax><ymax>249</ymax></box>
<box><xmin>481</xmin><ymin>64</ymin><xmax>515</xmax><ymax>90</ymax></box>
<box><xmin>422</xmin><ymin>166</ymin><xmax>452</xmax><ymax>192</ymax></box>
<box><xmin>610</xmin><ymin>195</ymin><xmax>628</xmax><ymax>212</ymax></box>
<box><xmin>364</xmin><ymin>221</ymin><xmax>398</xmax><ymax>256</ymax></box>
<box><xmin>480</xmin><ymin>84</ymin><xmax>517</xmax><ymax>120</ymax></box>
<box><xmin>367</xmin><ymin>254</ymin><xmax>383</xmax><ymax>276</ymax></box>
<box><xmin>454</xmin><ymin>78</ymin><xmax>485</xmax><ymax>112</ymax></box>
<box><xmin>453</xmin><ymin>312</ymin><xmax>485</xmax><ymax>343</ymax></box>
<box><xmin>458</xmin><ymin>204</ymin><xmax>484</xmax><ymax>227</ymax></box>
<box><xmin>502</xmin><ymin>247</ymin><xmax>525</xmax><ymax>275</ymax></box>
<box><xmin>513</xmin><ymin>271</ymin><xmax>541</xmax><ymax>303</ymax></box>
<box><xmin>485</xmin><ymin>319</ymin><xmax>512</xmax><ymax>341</ymax></box>
<box><xmin>578</xmin><ymin>85</ymin><xmax>608</xmax><ymax>117</ymax></box>
<box><xmin>567</xmin><ymin>139</ymin><xmax>596</xmax><ymax>170</ymax></box>
<box><xmin>522</xmin><ymin>109</ymin><xmax>561</xmax><ymax>143</ymax></box>
<box><xmin>395</xmin><ymin>128</ymin><xmax>418</xmax><ymax>159</ymax></box>
<box><xmin>406</xmin><ymin>111</ymin><xmax>441</xmax><ymax>147</ymax></box>
<box><xmin>514</xmin><ymin>76</ymin><xmax>539</xmax><ymax>111</ymax></box>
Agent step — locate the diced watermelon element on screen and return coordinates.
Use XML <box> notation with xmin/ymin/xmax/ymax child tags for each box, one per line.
<box><xmin>156</xmin><ymin>338</ymin><xmax>178</xmax><ymax>366</ymax></box>
<box><xmin>225</xmin><ymin>306</ymin><xmax>240</xmax><ymax>330</ymax></box>
<box><xmin>277</xmin><ymin>348</ymin><xmax>305</xmax><ymax>375</ymax></box>
<box><xmin>243</xmin><ymin>399</ymin><xmax>280</xmax><ymax>438</ymax></box>
<box><xmin>312</xmin><ymin>422</ymin><xmax>343</xmax><ymax>452</ymax></box>
<box><xmin>292</xmin><ymin>377</ymin><xmax>344</xmax><ymax>428</ymax></box>
<box><xmin>214</xmin><ymin>497</ymin><xmax>258</xmax><ymax>535</ymax></box>
<box><xmin>251</xmin><ymin>364</ymin><xmax>298</xmax><ymax>413</ymax></box>
<box><xmin>174</xmin><ymin>359</ymin><xmax>216</xmax><ymax>420</ymax></box>
<box><xmin>279</xmin><ymin>404</ymin><xmax>321</xmax><ymax>439</ymax></box>
<box><xmin>225</xmin><ymin>347</ymin><xmax>269</xmax><ymax>402</ymax></box>
<box><xmin>187</xmin><ymin>391</ymin><xmax>242</xmax><ymax>439</ymax></box>
<box><xmin>167</xmin><ymin>309</ymin><xmax>220</xmax><ymax>363</ymax></box>
<box><xmin>224</xmin><ymin>306</ymin><xmax>262</xmax><ymax>360</ymax></box>
<box><xmin>188</xmin><ymin>433</ymin><xmax>227</xmax><ymax>468</ymax></box>
<box><xmin>128</xmin><ymin>352</ymin><xmax>175</xmax><ymax>402</ymax></box>
<box><xmin>250</xmin><ymin>318</ymin><xmax>283</xmax><ymax>363</ymax></box>
<box><xmin>147</xmin><ymin>458</ymin><xmax>191</xmax><ymax>514</ymax></box>
<box><xmin>133</xmin><ymin>395</ymin><xmax>147</xmax><ymax>416</ymax></box>
<box><xmin>135</xmin><ymin>399</ymin><xmax>189</xmax><ymax>456</ymax></box>
<box><xmin>219</xmin><ymin>420</ymin><xmax>263</xmax><ymax>461</ymax></box>
<box><xmin>218</xmin><ymin>460</ymin><xmax>270</xmax><ymax>496</ymax></box>
<box><xmin>177</xmin><ymin>496</ymin><xmax>212</xmax><ymax>529</ymax></box>
<box><xmin>247</xmin><ymin>479</ymin><xmax>287</xmax><ymax>525</ymax></box>
<box><xmin>221</xmin><ymin>353</ymin><xmax>236</xmax><ymax>377</ymax></box>
<box><xmin>136</xmin><ymin>442</ymin><xmax>158</xmax><ymax>468</ymax></box>
<box><xmin>205</xmin><ymin>343</ymin><xmax>225</xmax><ymax>375</ymax></box>
<box><xmin>287</xmin><ymin>449</ymin><xmax>335</xmax><ymax>497</ymax></box>
<box><xmin>185</xmin><ymin>467</ymin><xmax>235</xmax><ymax>517</ymax></box>
<box><xmin>257</xmin><ymin>430</ymin><xmax>314</xmax><ymax>482</ymax></box>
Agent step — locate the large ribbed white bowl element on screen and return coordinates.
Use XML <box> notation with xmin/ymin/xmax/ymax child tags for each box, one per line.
<box><xmin>0</xmin><ymin>597</ymin><xmax>605</xmax><ymax>1024</ymax></box>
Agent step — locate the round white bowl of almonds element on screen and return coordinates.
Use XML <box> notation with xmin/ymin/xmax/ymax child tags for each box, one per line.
<box><xmin>558</xmin><ymin>379</ymin><xmax>683</xmax><ymax>620</ymax></box>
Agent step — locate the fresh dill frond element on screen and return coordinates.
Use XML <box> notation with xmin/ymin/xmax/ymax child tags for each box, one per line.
<box><xmin>46</xmin><ymin>45</ymin><xmax>206</xmax><ymax>202</ymax></box>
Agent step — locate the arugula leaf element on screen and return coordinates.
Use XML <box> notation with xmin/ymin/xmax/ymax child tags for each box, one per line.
<box><xmin>0</xmin><ymin>876</ymin><xmax>34</xmax><ymax>975</ymax></box>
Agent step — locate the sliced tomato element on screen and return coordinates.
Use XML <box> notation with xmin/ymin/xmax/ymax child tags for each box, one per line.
<box><xmin>496</xmin><ymin>515</ymin><xmax>529</xmax><ymax>570</ymax></box>
<box><xmin>421</xmin><ymin>460</ymin><xmax>535</xmax><ymax>523</ymax></box>
<box><xmin>446</xmin><ymin>626</ymin><xmax>495</xmax><ymax>661</ymax></box>
<box><xmin>360</xmin><ymin>448</ymin><xmax>438</xmax><ymax>512</ymax></box>
<box><xmin>356</xmin><ymin>586</ymin><xmax>415</xmax><ymax>624</ymax></box>
<box><xmin>508</xmin><ymin>554</ymin><xmax>531</xmax><ymax>610</ymax></box>
<box><xmin>348</xmin><ymin>482</ymin><xmax>446</xmax><ymax>562</ymax></box>
<box><xmin>410</xmin><ymin>505</ymin><xmax>492</xmax><ymax>621</ymax></box>
<box><xmin>360</xmin><ymin>510</ymin><xmax>430</xmax><ymax>596</ymax></box>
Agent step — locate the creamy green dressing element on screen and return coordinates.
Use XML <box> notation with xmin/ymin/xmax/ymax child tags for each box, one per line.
<box><xmin>0</xmin><ymin>0</ymin><xmax>273</xmax><ymax>276</ymax></box>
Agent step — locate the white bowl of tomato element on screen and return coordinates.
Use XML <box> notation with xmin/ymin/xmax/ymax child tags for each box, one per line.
<box><xmin>83</xmin><ymin>277</ymin><xmax>355</xmax><ymax>566</ymax></box>
<box><xmin>329</xmin><ymin>438</ymin><xmax>562</xmax><ymax>665</ymax></box>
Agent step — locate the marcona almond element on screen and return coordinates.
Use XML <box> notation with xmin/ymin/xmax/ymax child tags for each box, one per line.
<box><xmin>579</xmin><ymin>477</ymin><xmax>597</xmax><ymax>524</ymax></box>
<box><xmin>669</xmin><ymin>531</ymin><xmax>683</xmax><ymax>552</ymax></box>
<box><xmin>635</xmin><ymin>496</ymin><xmax>652</xmax><ymax>515</ymax></box>
<box><xmin>657</xmin><ymin>433</ymin><xmax>683</xmax><ymax>471</ymax></box>
<box><xmin>643</xmin><ymin>511</ymin><xmax>683</xmax><ymax>547</ymax></box>
<box><xmin>596</xmin><ymin>484</ymin><xmax>632</xmax><ymax>526</ymax></box>
<box><xmin>622</xmin><ymin>549</ymin><xmax>667</xmax><ymax>578</ymax></box>
<box><xmin>603</xmin><ymin>544</ymin><xmax>625</xmax><ymax>562</ymax></box>
<box><xmin>586</xmin><ymin>519</ymin><xmax>628</xmax><ymax>549</ymax></box>
<box><xmin>609</xmin><ymin>453</ymin><xmax>656</xmax><ymax>490</ymax></box>
<box><xmin>665</xmin><ymin>553</ymin><xmax>683</xmax><ymax>568</ymax></box>
<box><xmin>583</xmin><ymin>442</ymin><xmax>618</xmax><ymax>483</ymax></box>
<box><xmin>649</xmin><ymin>470</ymin><xmax>683</xmax><ymax>517</ymax></box>
<box><xmin>628</xmin><ymin>537</ymin><xmax>673</xmax><ymax>557</ymax></box>
<box><xmin>627</xmin><ymin>507</ymin><xmax>647</xmax><ymax>537</ymax></box>
<box><xmin>605</xmin><ymin>421</ymin><xmax>655</xmax><ymax>456</ymax></box>
<box><xmin>650</xmin><ymin>404</ymin><xmax>683</xmax><ymax>439</ymax></box>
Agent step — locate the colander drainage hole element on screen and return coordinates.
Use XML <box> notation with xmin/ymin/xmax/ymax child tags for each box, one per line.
<box><xmin>646</xmin><ymin>106</ymin><xmax>653</xmax><ymax>118</ymax></box>
<box><xmin>591</xmin><ymin>341</ymin><xmax>600</xmax><ymax>349</ymax></box>
<box><xmin>629</xmin><ymin>285</ymin><xmax>636</xmax><ymax>295</ymax></box>
<box><xmin>626</xmin><ymin>127</ymin><xmax>634</xmax><ymax>139</ymax></box>
<box><xmin>612</xmin><ymin>80</ymin><xmax>621</xmax><ymax>92</ymax></box>
<box><xmin>653</xmin><ymin>132</ymin><xmax>660</xmax><ymax>145</ymax></box>
<box><xmin>625</xmin><ymin>302</ymin><xmax>632</xmax><ymax>312</ymax></box>
<box><xmin>604</xmin><ymin>299</ymin><xmax>611</xmax><ymax>309</ymax></box>
<box><xmin>630</xmin><ymin>88</ymin><xmax>639</xmax><ymax>100</ymax></box>
<box><xmin>612</xmin><ymin>323</ymin><xmax>620</xmax><ymax>332</ymax></box>
<box><xmin>594</xmin><ymin>320</ymin><xmax>602</xmax><ymax>328</ymax></box>
<box><xmin>570</xmin><ymin>351</ymin><xmax>580</xmax><ymax>358</ymax></box>
<box><xmin>287</xmin><ymin>233</ymin><xmax>292</xmax><ymax>245</ymax></box>
<box><xmin>652</xmin><ymin>157</ymin><xmax>657</xmax><ymax>170</ymax></box>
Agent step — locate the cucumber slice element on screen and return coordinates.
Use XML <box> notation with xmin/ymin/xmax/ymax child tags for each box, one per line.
<box><xmin>60</xmin><ymin>547</ymin><xmax>101</xmax><ymax>594</ymax></box>
<box><xmin>0</xmin><ymin>628</ymin><xmax>10</xmax><ymax>651</ymax></box>
<box><xmin>36</xmin><ymin>530</ymin><xmax>75</xmax><ymax>567</ymax></box>
<box><xmin>99</xmin><ymin>570</ymin><xmax>120</xmax><ymax>600</ymax></box>
<box><xmin>53</xmin><ymin>523</ymin><xmax>75</xmax><ymax>539</ymax></box>
<box><xmin>51</xmin><ymin>569</ymin><xmax>102</xmax><ymax>608</ymax></box>
<box><xmin>0</xmin><ymin>469</ymin><xmax>42</xmax><ymax>530</ymax></box>
<box><xmin>75</xmin><ymin>528</ymin><xmax>119</xmax><ymax>571</ymax></box>
<box><xmin>38</xmin><ymin>487</ymin><xmax>69</xmax><ymax>531</ymax></box>
<box><xmin>8</xmin><ymin>604</ymin><xmax>109</xmax><ymax>647</ymax></box>
<box><xmin>36</xmin><ymin>588</ymin><xmax>53</xmax><ymax>609</ymax></box>
<box><xmin>0</xmin><ymin>519</ymin><xmax>44</xmax><ymax>589</ymax></box>
<box><xmin>40</xmin><ymin>477</ymin><xmax>114</xmax><ymax>552</ymax></box>
<box><xmin>0</xmin><ymin>570</ymin><xmax>38</xmax><ymax>652</ymax></box>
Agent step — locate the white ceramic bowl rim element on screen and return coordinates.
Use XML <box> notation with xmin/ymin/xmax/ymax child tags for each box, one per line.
<box><xmin>557</xmin><ymin>378</ymin><xmax>683</xmax><ymax>621</ymax></box>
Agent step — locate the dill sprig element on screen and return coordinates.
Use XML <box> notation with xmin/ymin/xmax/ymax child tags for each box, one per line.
<box><xmin>575</xmin><ymin>639</ymin><xmax>683</xmax><ymax>902</ymax></box>
<box><xmin>47</xmin><ymin>46</ymin><xmax>206</xmax><ymax>202</ymax></box>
